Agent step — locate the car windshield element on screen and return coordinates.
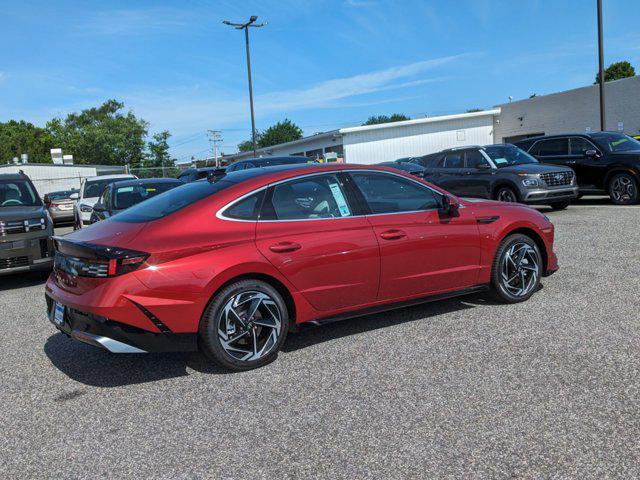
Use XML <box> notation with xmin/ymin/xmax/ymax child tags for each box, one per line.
<box><xmin>113</xmin><ymin>182</ymin><xmax>180</xmax><ymax>210</ymax></box>
<box><xmin>113</xmin><ymin>180</ymin><xmax>235</xmax><ymax>223</ymax></box>
<box><xmin>591</xmin><ymin>132</ymin><xmax>640</xmax><ymax>152</ymax></box>
<box><xmin>83</xmin><ymin>179</ymin><xmax>114</xmax><ymax>198</ymax></box>
<box><xmin>0</xmin><ymin>179</ymin><xmax>40</xmax><ymax>207</ymax></box>
<box><xmin>484</xmin><ymin>145</ymin><xmax>538</xmax><ymax>167</ymax></box>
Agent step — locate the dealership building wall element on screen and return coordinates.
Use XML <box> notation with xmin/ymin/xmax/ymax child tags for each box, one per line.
<box><xmin>494</xmin><ymin>76</ymin><xmax>640</xmax><ymax>143</ymax></box>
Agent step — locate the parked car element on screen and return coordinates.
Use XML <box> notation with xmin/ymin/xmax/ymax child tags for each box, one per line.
<box><xmin>376</xmin><ymin>161</ymin><xmax>428</xmax><ymax>178</ymax></box>
<box><xmin>0</xmin><ymin>173</ymin><xmax>53</xmax><ymax>276</ymax></box>
<box><xmin>73</xmin><ymin>174</ymin><xmax>136</xmax><ymax>229</ymax></box>
<box><xmin>515</xmin><ymin>132</ymin><xmax>640</xmax><ymax>205</ymax></box>
<box><xmin>89</xmin><ymin>178</ymin><xmax>182</xmax><ymax>224</ymax></box>
<box><xmin>44</xmin><ymin>189</ymin><xmax>79</xmax><ymax>225</ymax></box>
<box><xmin>46</xmin><ymin>163</ymin><xmax>558</xmax><ymax>371</ymax></box>
<box><xmin>178</xmin><ymin>166</ymin><xmax>226</xmax><ymax>183</ymax></box>
<box><xmin>225</xmin><ymin>156</ymin><xmax>315</xmax><ymax>173</ymax></box>
<box><xmin>413</xmin><ymin>144</ymin><xmax>578</xmax><ymax>209</ymax></box>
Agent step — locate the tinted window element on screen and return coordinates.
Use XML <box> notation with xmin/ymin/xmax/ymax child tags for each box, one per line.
<box><xmin>484</xmin><ymin>145</ymin><xmax>538</xmax><ymax>167</ymax></box>
<box><xmin>114</xmin><ymin>180</ymin><xmax>235</xmax><ymax>223</ymax></box>
<box><xmin>223</xmin><ymin>191</ymin><xmax>264</xmax><ymax>220</ymax></box>
<box><xmin>83</xmin><ymin>179</ymin><xmax>116</xmax><ymax>198</ymax></box>
<box><xmin>0</xmin><ymin>179</ymin><xmax>40</xmax><ymax>207</ymax></box>
<box><xmin>465</xmin><ymin>150</ymin><xmax>489</xmax><ymax>168</ymax></box>
<box><xmin>113</xmin><ymin>182</ymin><xmax>179</xmax><ymax>210</ymax></box>
<box><xmin>591</xmin><ymin>132</ymin><xmax>640</xmax><ymax>152</ymax></box>
<box><xmin>269</xmin><ymin>174</ymin><xmax>352</xmax><ymax>220</ymax></box>
<box><xmin>350</xmin><ymin>172</ymin><xmax>439</xmax><ymax>214</ymax></box>
<box><xmin>535</xmin><ymin>138</ymin><xmax>569</xmax><ymax>156</ymax></box>
<box><xmin>442</xmin><ymin>152</ymin><xmax>464</xmax><ymax>168</ymax></box>
<box><xmin>569</xmin><ymin>137</ymin><xmax>596</xmax><ymax>155</ymax></box>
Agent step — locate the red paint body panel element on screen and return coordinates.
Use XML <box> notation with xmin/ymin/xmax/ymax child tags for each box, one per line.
<box><xmin>45</xmin><ymin>164</ymin><xmax>558</xmax><ymax>343</ymax></box>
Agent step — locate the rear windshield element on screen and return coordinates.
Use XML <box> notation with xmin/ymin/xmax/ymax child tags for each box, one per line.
<box><xmin>84</xmin><ymin>179</ymin><xmax>118</xmax><ymax>198</ymax></box>
<box><xmin>113</xmin><ymin>182</ymin><xmax>179</xmax><ymax>210</ymax></box>
<box><xmin>0</xmin><ymin>179</ymin><xmax>40</xmax><ymax>207</ymax></box>
<box><xmin>113</xmin><ymin>180</ymin><xmax>235</xmax><ymax>223</ymax></box>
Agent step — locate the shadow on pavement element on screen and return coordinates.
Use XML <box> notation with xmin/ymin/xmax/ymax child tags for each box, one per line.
<box><xmin>44</xmin><ymin>332</ymin><xmax>229</xmax><ymax>388</ymax></box>
<box><xmin>0</xmin><ymin>270</ymin><xmax>50</xmax><ymax>291</ymax></box>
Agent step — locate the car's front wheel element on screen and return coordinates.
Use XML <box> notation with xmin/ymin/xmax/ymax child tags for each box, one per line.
<box><xmin>199</xmin><ymin>279</ymin><xmax>290</xmax><ymax>371</ymax></box>
<box><xmin>495</xmin><ymin>186</ymin><xmax>518</xmax><ymax>203</ymax></box>
<box><xmin>608</xmin><ymin>173</ymin><xmax>639</xmax><ymax>205</ymax></box>
<box><xmin>491</xmin><ymin>234</ymin><xmax>542</xmax><ymax>303</ymax></box>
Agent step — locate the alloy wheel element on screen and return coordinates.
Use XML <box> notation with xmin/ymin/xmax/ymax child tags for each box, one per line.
<box><xmin>500</xmin><ymin>242</ymin><xmax>540</xmax><ymax>297</ymax></box>
<box><xmin>497</xmin><ymin>188</ymin><xmax>517</xmax><ymax>203</ymax></box>
<box><xmin>217</xmin><ymin>291</ymin><xmax>282</xmax><ymax>362</ymax></box>
<box><xmin>610</xmin><ymin>175</ymin><xmax>637</xmax><ymax>204</ymax></box>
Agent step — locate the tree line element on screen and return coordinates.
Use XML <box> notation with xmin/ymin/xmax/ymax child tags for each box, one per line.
<box><xmin>0</xmin><ymin>99</ymin><xmax>175</xmax><ymax>177</ymax></box>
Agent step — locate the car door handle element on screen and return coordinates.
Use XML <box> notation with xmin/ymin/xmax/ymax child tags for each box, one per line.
<box><xmin>269</xmin><ymin>242</ymin><xmax>302</xmax><ymax>253</ymax></box>
<box><xmin>380</xmin><ymin>229</ymin><xmax>406</xmax><ymax>240</ymax></box>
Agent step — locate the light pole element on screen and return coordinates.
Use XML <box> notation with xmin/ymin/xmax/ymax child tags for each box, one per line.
<box><xmin>597</xmin><ymin>0</ymin><xmax>606</xmax><ymax>131</ymax></box>
<box><xmin>223</xmin><ymin>16</ymin><xmax>266</xmax><ymax>157</ymax></box>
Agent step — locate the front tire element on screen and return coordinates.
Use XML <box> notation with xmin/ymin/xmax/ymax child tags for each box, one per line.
<box><xmin>491</xmin><ymin>234</ymin><xmax>542</xmax><ymax>304</ymax></box>
<box><xmin>199</xmin><ymin>279</ymin><xmax>290</xmax><ymax>371</ymax></box>
<box><xmin>495</xmin><ymin>186</ymin><xmax>519</xmax><ymax>203</ymax></box>
<box><xmin>608</xmin><ymin>173</ymin><xmax>639</xmax><ymax>205</ymax></box>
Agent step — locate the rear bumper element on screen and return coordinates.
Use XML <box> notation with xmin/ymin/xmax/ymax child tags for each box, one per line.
<box><xmin>45</xmin><ymin>294</ymin><xmax>198</xmax><ymax>353</ymax></box>
<box><xmin>50</xmin><ymin>209</ymin><xmax>74</xmax><ymax>223</ymax></box>
<box><xmin>522</xmin><ymin>186</ymin><xmax>579</xmax><ymax>204</ymax></box>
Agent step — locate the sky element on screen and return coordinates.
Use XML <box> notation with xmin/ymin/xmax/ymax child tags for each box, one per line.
<box><xmin>1</xmin><ymin>0</ymin><xmax>639</xmax><ymax>162</ymax></box>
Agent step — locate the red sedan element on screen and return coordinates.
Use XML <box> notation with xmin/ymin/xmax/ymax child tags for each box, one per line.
<box><xmin>46</xmin><ymin>164</ymin><xmax>558</xmax><ymax>371</ymax></box>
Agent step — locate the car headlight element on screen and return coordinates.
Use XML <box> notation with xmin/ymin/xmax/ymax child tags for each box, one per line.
<box><xmin>80</xmin><ymin>204</ymin><xmax>93</xmax><ymax>213</ymax></box>
<box><xmin>522</xmin><ymin>177</ymin><xmax>539</xmax><ymax>187</ymax></box>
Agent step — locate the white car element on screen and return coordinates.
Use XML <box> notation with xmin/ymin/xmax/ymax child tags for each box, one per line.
<box><xmin>72</xmin><ymin>174</ymin><xmax>136</xmax><ymax>229</ymax></box>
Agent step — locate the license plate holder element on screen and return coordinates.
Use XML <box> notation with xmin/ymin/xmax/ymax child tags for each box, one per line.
<box><xmin>53</xmin><ymin>302</ymin><xmax>65</xmax><ymax>326</ymax></box>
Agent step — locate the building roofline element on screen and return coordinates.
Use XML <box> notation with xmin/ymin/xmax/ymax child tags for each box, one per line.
<box><xmin>495</xmin><ymin>75</ymin><xmax>639</xmax><ymax>107</ymax></box>
<box><xmin>223</xmin><ymin>130</ymin><xmax>341</xmax><ymax>161</ymax></box>
<box><xmin>338</xmin><ymin>109</ymin><xmax>501</xmax><ymax>134</ymax></box>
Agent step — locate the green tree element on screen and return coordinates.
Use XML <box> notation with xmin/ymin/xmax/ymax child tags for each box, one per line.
<box><xmin>362</xmin><ymin>113</ymin><xmax>410</xmax><ymax>126</ymax></box>
<box><xmin>142</xmin><ymin>130</ymin><xmax>179</xmax><ymax>178</ymax></box>
<box><xmin>237</xmin><ymin>119</ymin><xmax>303</xmax><ymax>152</ymax></box>
<box><xmin>0</xmin><ymin>120</ymin><xmax>55</xmax><ymax>163</ymax></box>
<box><xmin>46</xmin><ymin>99</ymin><xmax>148</xmax><ymax>166</ymax></box>
<box><xmin>238</xmin><ymin>139</ymin><xmax>258</xmax><ymax>152</ymax></box>
<box><xmin>595</xmin><ymin>61</ymin><xmax>636</xmax><ymax>84</ymax></box>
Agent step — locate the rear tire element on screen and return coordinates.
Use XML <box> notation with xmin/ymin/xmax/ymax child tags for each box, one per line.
<box><xmin>549</xmin><ymin>200</ymin><xmax>570</xmax><ymax>210</ymax></box>
<box><xmin>495</xmin><ymin>186</ymin><xmax>519</xmax><ymax>203</ymax></box>
<box><xmin>199</xmin><ymin>279</ymin><xmax>290</xmax><ymax>371</ymax></box>
<box><xmin>608</xmin><ymin>173</ymin><xmax>639</xmax><ymax>205</ymax></box>
<box><xmin>490</xmin><ymin>234</ymin><xmax>542</xmax><ymax>304</ymax></box>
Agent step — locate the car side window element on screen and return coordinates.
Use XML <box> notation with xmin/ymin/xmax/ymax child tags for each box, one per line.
<box><xmin>536</xmin><ymin>138</ymin><xmax>569</xmax><ymax>156</ymax></box>
<box><xmin>442</xmin><ymin>152</ymin><xmax>464</xmax><ymax>168</ymax></box>
<box><xmin>465</xmin><ymin>150</ymin><xmax>489</xmax><ymax>168</ymax></box>
<box><xmin>223</xmin><ymin>191</ymin><xmax>265</xmax><ymax>220</ymax></box>
<box><xmin>569</xmin><ymin>137</ymin><xmax>597</xmax><ymax>155</ymax></box>
<box><xmin>350</xmin><ymin>172</ymin><xmax>439</xmax><ymax>215</ymax></box>
<box><xmin>103</xmin><ymin>187</ymin><xmax>111</xmax><ymax>210</ymax></box>
<box><xmin>267</xmin><ymin>174</ymin><xmax>352</xmax><ymax>220</ymax></box>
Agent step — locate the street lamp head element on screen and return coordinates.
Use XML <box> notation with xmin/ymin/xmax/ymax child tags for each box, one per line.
<box><xmin>249</xmin><ymin>15</ymin><xmax>258</xmax><ymax>23</ymax></box>
<box><xmin>222</xmin><ymin>20</ymin><xmax>232</xmax><ymax>25</ymax></box>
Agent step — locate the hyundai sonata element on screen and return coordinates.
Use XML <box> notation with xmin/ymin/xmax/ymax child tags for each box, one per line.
<box><xmin>46</xmin><ymin>164</ymin><xmax>558</xmax><ymax>370</ymax></box>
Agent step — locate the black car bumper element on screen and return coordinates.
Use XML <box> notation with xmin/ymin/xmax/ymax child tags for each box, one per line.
<box><xmin>45</xmin><ymin>295</ymin><xmax>198</xmax><ymax>353</ymax></box>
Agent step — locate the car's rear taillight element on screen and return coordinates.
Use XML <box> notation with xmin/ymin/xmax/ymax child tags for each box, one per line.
<box><xmin>52</xmin><ymin>237</ymin><xmax>149</xmax><ymax>278</ymax></box>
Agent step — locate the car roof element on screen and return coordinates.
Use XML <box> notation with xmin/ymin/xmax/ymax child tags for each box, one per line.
<box><xmin>110</xmin><ymin>178</ymin><xmax>182</xmax><ymax>188</ymax></box>
<box><xmin>0</xmin><ymin>173</ymin><xmax>31</xmax><ymax>181</ymax></box>
<box><xmin>234</xmin><ymin>156</ymin><xmax>310</xmax><ymax>164</ymax></box>
<box><xmin>84</xmin><ymin>174</ymin><xmax>136</xmax><ymax>181</ymax></box>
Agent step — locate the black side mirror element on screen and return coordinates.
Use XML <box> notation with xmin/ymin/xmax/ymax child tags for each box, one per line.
<box><xmin>439</xmin><ymin>195</ymin><xmax>459</xmax><ymax>215</ymax></box>
<box><xmin>585</xmin><ymin>149</ymin><xmax>601</xmax><ymax>159</ymax></box>
<box><xmin>93</xmin><ymin>203</ymin><xmax>106</xmax><ymax>213</ymax></box>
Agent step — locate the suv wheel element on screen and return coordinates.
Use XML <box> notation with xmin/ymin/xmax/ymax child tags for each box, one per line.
<box><xmin>495</xmin><ymin>186</ymin><xmax>518</xmax><ymax>203</ymax></box>
<box><xmin>199</xmin><ymin>279</ymin><xmax>289</xmax><ymax>371</ymax></box>
<box><xmin>491</xmin><ymin>234</ymin><xmax>542</xmax><ymax>303</ymax></box>
<box><xmin>608</xmin><ymin>173</ymin><xmax>639</xmax><ymax>205</ymax></box>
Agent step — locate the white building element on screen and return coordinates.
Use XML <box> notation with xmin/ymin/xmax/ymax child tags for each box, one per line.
<box><xmin>225</xmin><ymin>110</ymin><xmax>499</xmax><ymax>165</ymax></box>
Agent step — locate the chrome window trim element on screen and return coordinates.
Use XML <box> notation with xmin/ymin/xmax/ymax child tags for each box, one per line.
<box><xmin>216</xmin><ymin>169</ymin><xmax>452</xmax><ymax>223</ymax></box>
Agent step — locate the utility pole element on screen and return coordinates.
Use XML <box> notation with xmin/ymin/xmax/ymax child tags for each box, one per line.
<box><xmin>223</xmin><ymin>16</ymin><xmax>266</xmax><ymax>157</ymax></box>
<box><xmin>597</xmin><ymin>0</ymin><xmax>606</xmax><ymax>131</ymax></box>
<box><xmin>208</xmin><ymin>130</ymin><xmax>223</xmax><ymax>167</ymax></box>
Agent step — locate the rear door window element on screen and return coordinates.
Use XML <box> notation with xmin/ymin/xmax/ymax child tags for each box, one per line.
<box><xmin>350</xmin><ymin>172</ymin><xmax>439</xmax><ymax>214</ymax></box>
<box><xmin>535</xmin><ymin>138</ymin><xmax>569</xmax><ymax>156</ymax></box>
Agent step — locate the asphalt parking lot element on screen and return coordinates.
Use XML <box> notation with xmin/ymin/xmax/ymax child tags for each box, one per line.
<box><xmin>1</xmin><ymin>198</ymin><xmax>639</xmax><ymax>479</ymax></box>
